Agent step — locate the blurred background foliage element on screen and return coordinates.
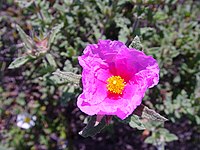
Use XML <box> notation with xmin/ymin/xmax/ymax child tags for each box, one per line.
<box><xmin>0</xmin><ymin>0</ymin><xmax>200</xmax><ymax>149</ymax></box>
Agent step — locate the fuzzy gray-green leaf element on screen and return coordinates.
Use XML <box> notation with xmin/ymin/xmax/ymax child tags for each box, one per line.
<box><xmin>8</xmin><ymin>56</ymin><xmax>30</xmax><ymax>69</ymax></box>
<box><xmin>129</xmin><ymin>35</ymin><xmax>143</xmax><ymax>50</ymax></box>
<box><xmin>48</xmin><ymin>23</ymin><xmax>64</xmax><ymax>49</ymax></box>
<box><xmin>45</xmin><ymin>53</ymin><xmax>57</xmax><ymax>68</ymax></box>
<box><xmin>16</xmin><ymin>24</ymin><xmax>35</xmax><ymax>51</ymax></box>
<box><xmin>133</xmin><ymin>104</ymin><xmax>168</xmax><ymax>122</ymax></box>
<box><xmin>164</xmin><ymin>132</ymin><xmax>178</xmax><ymax>142</ymax></box>
<box><xmin>0</xmin><ymin>144</ymin><xmax>14</xmax><ymax>150</ymax></box>
<box><xmin>15</xmin><ymin>0</ymin><xmax>34</xmax><ymax>8</ymax></box>
<box><xmin>144</xmin><ymin>136</ymin><xmax>155</xmax><ymax>144</ymax></box>
<box><xmin>129</xmin><ymin>114</ymin><xmax>146</xmax><ymax>130</ymax></box>
<box><xmin>52</xmin><ymin>70</ymin><xmax>81</xmax><ymax>85</ymax></box>
<box><xmin>142</xmin><ymin>106</ymin><xmax>168</xmax><ymax>122</ymax></box>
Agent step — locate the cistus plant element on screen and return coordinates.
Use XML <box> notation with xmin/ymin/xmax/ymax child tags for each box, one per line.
<box><xmin>8</xmin><ymin>28</ymin><xmax>169</xmax><ymax>142</ymax></box>
<box><xmin>0</xmin><ymin>0</ymin><xmax>200</xmax><ymax>150</ymax></box>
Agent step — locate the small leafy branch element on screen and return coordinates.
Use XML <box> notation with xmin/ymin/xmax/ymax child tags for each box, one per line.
<box><xmin>8</xmin><ymin>23</ymin><xmax>63</xmax><ymax>69</ymax></box>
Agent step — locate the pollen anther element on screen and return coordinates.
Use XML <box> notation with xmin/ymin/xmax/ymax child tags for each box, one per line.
<box><xmin>106</xmin><ymin>76</ymin><xmax>126</xmax><ymax>94</ymax></box>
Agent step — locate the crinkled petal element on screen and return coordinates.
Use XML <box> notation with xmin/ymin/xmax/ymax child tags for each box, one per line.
<box><xmin>134</xmin><ymin>56</ymin><xmax>159</xmax><ymax>88</ymax></box>
<box><xmin>77</xmin><ymin>93</ymin><xmax>100</xmax><ymax>115</ymax></box>
<box><xmin>98</xmin><ymin>82</ymin><xmax>145</xmax><ymax>119</ymax></box>
<box><xmin>78</xmin><ymin>44</ymin><xmax>107</xmax><ymax>71</ymax></box>
<box><xmin>96</xmin><ymin>40</ymin><xmax>126</xmax><ymax>59</ymax></box>
<box><xmin>95</xmin><ymin>68</ymin><xmax>112</xmax><ymax>83</ymax></box>
<box><xmin>81</xmin><ymin>69</ymin><xmax>108</xmax><ymax>105</ymax></box>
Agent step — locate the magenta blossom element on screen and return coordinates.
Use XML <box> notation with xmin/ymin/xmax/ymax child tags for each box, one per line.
<box><xmin>77</xmin><ymin>40</ymin><xmax>159</xmax><ymax>120</ymax></box>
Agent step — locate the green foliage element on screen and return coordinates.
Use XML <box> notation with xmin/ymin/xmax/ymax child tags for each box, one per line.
<box><xmin>129</xmin><ymin>115</ymin><xmax>146</xmax><ymax>130</ymax></box>
<box><xmin>15</xmin><ymin>0</ymin><xmax>34</xmax><ymax>8</ymax></box>
<box><xmin>79</xmin><ymin>116</ymin><xmax>106</xmax><ymax>138</ymax></box>
<box><xmin>129</xmin><ymin>36</ymin><xmax>143</xmax><ymax>50</ymax></box>
<box><xmin>45</xmin><ymin>53</ymin><xmax>57</xmax><ymax>68</ymax></box>
<box><xmin>16</xmin><ymin>25</ymin><xmax>35</xmax><ymax>52</ymax></box>
<box><xmin>47</xmin><ymin>23</ymin><xmax>64</xmax><ymax>49</ymax></box>
<box><xmin>52</xmin><ymin>70</ymin><xmax>81</xmax><ymax>85</ymax></box>
<box><xmin>123</xmin><ymin>104</ymin><xmax>167</xmax><ymax>131</ymax></box>
<box><xmin>0</xmin><ymin>144</ymin><xmax>14</xmax><ymax>150</ymax></box>
<box><xmin>141</xmin><ymin>105</ymin><xmax>168</xmax><ymax>122</ymax></box>
<box><xmin>145</xmin><ymin>128</ymin><xmax>178</xmax><ymax>147</ymax></box>
<box><xmin>8</xmin><ymin>56</ymin><xmax>31</xmax><ymax>69</ymax></box>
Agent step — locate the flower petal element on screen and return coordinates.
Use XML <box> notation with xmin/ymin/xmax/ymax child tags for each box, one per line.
<box><xmin>81</xmin><ymin>69</ymin><xmax>108</xmax><ymax>105</ymax></box>
<box><xmin>97</xmin><ymin>82</ymin><xmax>144</xmax><ymax>119</ymax></box>
<box><xmin>21</xmin><ymin>123</ymin><xmax>31</xmax><ymax>129</ymax></box>
<box><xmin>77</xmin><ymin>93</ymin><xmax>100</xmax><ymax>115</ymax></box>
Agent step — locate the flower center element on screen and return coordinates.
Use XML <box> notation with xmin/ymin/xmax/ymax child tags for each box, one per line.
<box><xmin>24</xmin><ymin>117</ymin><xmax>31</xmax><ymax>123</ymax></box>
<box><xmin>106</xmin><ymin>76</ymin><xmax>126</xmax><ymax>94</ymax></box>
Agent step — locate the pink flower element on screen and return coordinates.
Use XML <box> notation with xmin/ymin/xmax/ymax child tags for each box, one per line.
<box><xmin>77</xmin><ymin>40</ymin><xmax>159</xmax><ymax>120</ymax></box>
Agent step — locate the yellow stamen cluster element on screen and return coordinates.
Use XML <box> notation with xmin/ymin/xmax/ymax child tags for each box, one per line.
<box><xmin>106</xmin><ymin>76</ymin><xmax>126</xmax><ymax>94</ymax></box>
<box><xmin>24</xmin><ymin>117</ymin><xmax>31</xmax><ymax>123</ymax></box>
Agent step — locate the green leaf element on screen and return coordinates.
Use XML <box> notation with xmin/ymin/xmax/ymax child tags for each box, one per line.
<box><xmin>144</xmin><ymin>136</ymin><xmax>155</xmax><ymax>144</ymax></box>
<box><xmin>16</xmin><ymin>98</ymin><xmax>26</xmax><ymax>106</ymax></box>
<box><xmin>0</xmin><ymin>144</ymin><xmax>14</xmax><ymax>150</ymax></box>
<box><xmin>129</xmin><ymin>114</ymin><xmax>145</xmax><ymax>130</ymax></box>
<box><xmin>8</xmin><ymin>56</ymin><xmax>30</xmax><ymax>69</ymax></box>
<box><xmin>145</xmin><ymin>128</ymin><xmax>178</xmax><ymax>144</ymax></box>
<box><xmin>164</xmin><ymin>132</ymin><xmax>178</xmax><ymax>142</ymax></box>
<box><xmin>195</xmin><ymin>116</ymin><xmax>200</xmax><ymax>125</ymax></box>
<box><xmin>63</xmin><ymin>60</ymin><xmax>73</xmax><ymax>72</ymax></box>
<box><xmin>60</xmin><ymin>88</ymin><xmax>75</xmax><ymax>106</ymax></box>
<box><xmin>16</xmin><ymin>24</ymin><xmax>35</xmax><ymax>51</ymax></box>
<box><xmin>129</xmin><ymin>36</ymin><xmax>143</xmax><ymax>50</ymax></box>
<box><xmin>15</xmin><ymin>0</ymin><xmax>34</xmax><ymax>8</ymax></box>
<box><xmin>118</xmin><ymin>30</ymin><xmax>128</xmax><ymax>43</ymax></box>
<box><xmin>140</xmin><ymin>27</ymin><xmax>154</xmax><ymax>35</ymax></box>
<box><xmin>48</xmin><ymin>23</ymin><xmax>64</xmax><ymax>49</ymax></box>
<box><xmin>52</xmin><ymin>70</ymin><xmax>81</xmax><ymax>85</ymax></box>
<box><xmin>79</xmin><ymin>116</ymin><xmax>106</xmax><ymax>138</ymax></box>
<box><xmin>53</xmin><ymin>3</ymin><xmax>66</xmax><ymax>13</ymax></box>
<box><xmin>173</xmin><ymin>74</ymin><xmax>181</xmax><ymax>83</ymax></box>
<box><xmin>133</xmin><ymin>104</ymin><xmax>168</xmax><ymax>122</ymax></box>
<box><xmin>45</xmin><ymin>53</ymin><xmax>57</xmax><ymax>68</ymax></box>
<box><xmin>154</xmin><ymin>11</ymin><xmax>168</xmax><ymax>21</ymax></box>
<box><xmin>142</xmin><ymin>106</ymin><xmax>168</xmax><ymax>122</ymax></box>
